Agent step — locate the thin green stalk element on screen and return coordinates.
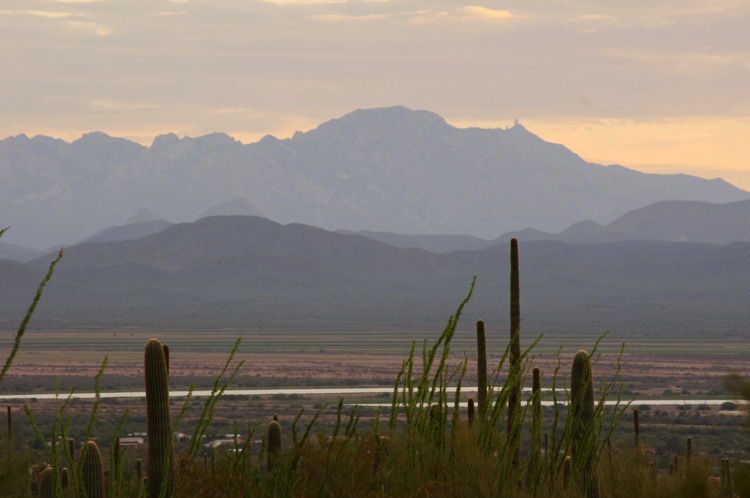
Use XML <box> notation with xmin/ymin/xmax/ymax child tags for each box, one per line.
<box><xmin>0</xmin><ymin>248</ymin><xmax>63</xmax><ymax>385</ymax></box>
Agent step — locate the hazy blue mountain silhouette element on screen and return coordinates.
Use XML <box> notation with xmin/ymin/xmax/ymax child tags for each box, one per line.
<box><xmin>2</xmin><ymin>106</ymin><xmax>748</xmax><ymax>249</ymax></box>
<box><xmin>82</xmin><ymin>220</ymin><xmax>174</xmax><ymax>244</ymax></box>
<box><xmin>350</xmin><ymin>199</ymin><xmax>750</xmax><ymax>252</ymax></box>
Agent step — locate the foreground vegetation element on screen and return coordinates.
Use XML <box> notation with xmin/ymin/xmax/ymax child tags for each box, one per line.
<box><xmin>1</xmin><ymin>233</ymin><xmax>750</xmax><ymax>497</ymax></box>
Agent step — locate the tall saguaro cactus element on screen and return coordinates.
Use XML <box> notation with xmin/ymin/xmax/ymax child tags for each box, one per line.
<box><xmin>571</xmin><ymin>350</ymin><xmax>599</xmax><ymax>498</ymax></box>
<box><xmin>267</xmin><ymin>420</ymin><xmax>283</xmax><ymax>472</ymax></box>
<box><xmin>508</xmin><ymin>238</ymin><xmax>522</xmax><ymax>470</ymax></box>
<box><xmin>37</xmin><ymin>466</ymin><xmax>55</xmax><ymax>498</ymax></box>
<box><xmin>633</xmin><ymin>408</ymin><xmax>641</xmax><ymax>453</ymax></box>
<box><xmin>80</xmin><ymin>440</ymin><xmax>106</xmax><ymax>498</ymax></box>
<box><xmin>476</xmin><ymin>319</ymin><xmax>488</xmax><ymax>421</ymax></box>
<box><xmin>145</xmin><ymin>338</ymin><xmax>173</xmax><ymax>498</ymax></box>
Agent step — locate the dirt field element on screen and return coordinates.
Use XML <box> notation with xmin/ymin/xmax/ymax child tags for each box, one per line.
<box><xmin>3</xmin><ymin>328</ymin><xmax>750</xmax><ymax>466</ymax></box>
<box><xmin>3</xmin><ymin>328</ymin><xmax>749</xmax><ymax>397</ymax></box>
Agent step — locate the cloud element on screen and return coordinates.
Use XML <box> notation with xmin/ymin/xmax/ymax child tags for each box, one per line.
<box><xmin>262</xmin><ymin>0</ymin><xmax>388</xmax><ymax>3</ymax></box>
<box><xmin>150</xmin><ymin>11</ymin><xmax>187</xmax><ymax>16</ymax></box>
<box><xmin>459</xmin><ymin>6</ymin><xmax>523</xmax><ymax>21</ymax></box>
<box><xmin>68</xmin><ymin>20</ymin><xmax>111</xmax><ymax>35</ymax></box>
<box><xmin>213</xmin><ymin>107</ymin><xmax>255</xmax><ymax>115</ymax></box>
<box><xmin>25</xmin><ymin>10</ymin><xmax>74</xmax><ymax>18</ymax></box>
<box><xmin>90</xmin><ymin>100</ymin><xmax>159</xmax><ymax>111</ymax></box>
<box><xmin>409</xmin><ymin>10</ymin><xmax>448</xmax><ymax>25</ymax></box>
<box><xmin>311</xmin><ymin>13</ymin><xmax>388</xmax><ymax>22</ymax></box>
<box><xmin>262</xmin><ymin>0</ymin><xmax>348</xmax><ymax>4</ymax></box>
<box><xmin>573</xmin><ymin>14</ymin><xmax>616</xmax><ymax>22</ymax></box>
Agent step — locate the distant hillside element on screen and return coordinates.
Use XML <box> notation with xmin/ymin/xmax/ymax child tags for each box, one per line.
<box><xmin>352</xmin><ymin>199</ymin><xmax>750</xmax><ymax>253</ymax></box>
<box><xmin>3</xmin><ymin>215</ymin><xmax>749</xmax><ymax>336</ymax></box>
<box><xmin>198</xmin><ymin>197</ymin><xmax>263</xmax><ymax>219</ymax></box>
<box><xmin>0</xmin><ymin>241</ymin><xmax>42</xmax><ymax>262</ymax></box>
<box><xmin>603</xmin><ymin>199</ymin><xmax>750</xmax><ymax>243</ymax></box>
<box><xmin>2</xmin><ymin>106</ymin><xmax>748</xmax><ymax>249</ymax></box>
<box><xmin>509</xmin><ymin>199</ymin><xmax>750</xmax><ymax>245</ymax></box>
<box><xmin>82</xmin><ymin>220</ymin><xmax>174</xmax><ymax>244</ymax></box>
<box><xmin>338</xmin><ymin>230</ymin><xmax>497</xmax><ymax>253</ymax></box>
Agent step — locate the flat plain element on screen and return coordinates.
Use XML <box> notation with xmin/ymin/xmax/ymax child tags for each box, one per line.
<box><xmin>3</xmin><ymin>327</ymin><xmax>750</xmax><ymax>471</ymax></box>
<box><xmin>2</xmin><ymin>328</ymin><xmax>748</xmax><ymax>396</ymax></box>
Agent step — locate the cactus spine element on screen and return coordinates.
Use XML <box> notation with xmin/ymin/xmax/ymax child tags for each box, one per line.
<box><xmin>145</xmin><ymin>338</ymin><xmax>173</xmax><ymax>498</ymax></box>
<box><xmin>80</xmin><ymin>441</ymin><xmax>106</xmax><ymax>498</ymax></box>
<box><xmin>476</xmin><ymin>319</ymin><xmax>488</xmax><ymax>422</ymax></box>
<box><xmin>267</xmin><ymin>420</ymin><xmax>283</xmax><ymax>472</ymax></box>
<box><xmin>508</xmin><ymin>238</ymin><xmax>522</xmax><ymax>471</ymax></box>
<box><xmin>571</xmin><ymin>349</ymin><xmax>599</xmax><ymax>498</ymax></box>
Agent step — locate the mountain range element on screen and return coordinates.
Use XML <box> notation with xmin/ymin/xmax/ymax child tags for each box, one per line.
<box><xmin>2</xmin><ymin>215</ymin><xmax>749</xmax><ymax>336</ymax></box>
<box><xmin>2</xmin><ymin>106</ymin><xmax>748</xmax><ymax>250</ymax></box>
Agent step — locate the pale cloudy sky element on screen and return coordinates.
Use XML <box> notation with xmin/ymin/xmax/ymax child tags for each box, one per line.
<box><xmin>2</xmin><ymin>0</ymin><xmax>749</xmax><ymax>188</ymax></box>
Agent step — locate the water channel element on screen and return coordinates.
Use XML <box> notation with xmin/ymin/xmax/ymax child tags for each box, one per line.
<box><xmin>0</xmin><ymin>387</ymin><xmax>743</xmax><ymax>407</ymax></box>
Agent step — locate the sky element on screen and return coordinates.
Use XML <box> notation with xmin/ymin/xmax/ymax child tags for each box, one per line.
<box><xmin>2</xmin><ymin>0</ymin><xmax>750</xmax><ymax>189</ymax></box>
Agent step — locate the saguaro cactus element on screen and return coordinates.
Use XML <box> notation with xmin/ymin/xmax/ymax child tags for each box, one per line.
<box><xmin>721</xmin><ymin>458</ymin><xmax>733</xmax><ymax>497</ymax></box>
<box><xmin>66</xmin><ymin>437</ymin><xmax>76</xmax><ymax>469</ymax></box>
<box><xmin>633</xmin><ymin>408</ymin><xmax>641</xmax><ymax>452</ymax></box>
<box><xmin>145</xmin><ymin>338</ymin><xmax>173</xmax><ymax>498</ymax></box>
<box><xmin>80</xmin><ymin>440</ymin><xmax>106</xmax><ymax>498</ymax></box>
<box><xmin>476</xmin><ymin>319</ymin><xmax>488</xmax><ymax>421</ymax></box>
<box><xmin>61</xmin><ymin>467</ymin><xmax>70</xmax><ymax>490</ymax></box>
<box><xmin>508</xmin><ymin>238</ymin><xmax>522</xmax><ymax>471</ymax></box>
<box><xmin>37</xmin><ymin>466</ymin><xmax>55</xmax><ymax>498</ymax></box>
<box><xmin>570</xmin><ymin>349</ymin><xmax>599</xmax><ymax>498</ymax></box>
<box><xmin>162</xmin><ymin>343</ymin><xmax>170</xmax><ymax>374</ymax></box>
<box><xmin>267</xmin><ymin>420</ymin><xmax>283</xmax><ymax>472</ymax></box>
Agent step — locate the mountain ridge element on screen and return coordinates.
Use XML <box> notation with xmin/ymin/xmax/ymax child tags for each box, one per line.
<box><xmin>2</xmin><ymin>106</ymin><xmax>747</xmax><ymax>249</ymax></box>
<box><xmin>4</xmin><ymin>215</ymin><xmax>749</xmax><ymax>335</ymax></box>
